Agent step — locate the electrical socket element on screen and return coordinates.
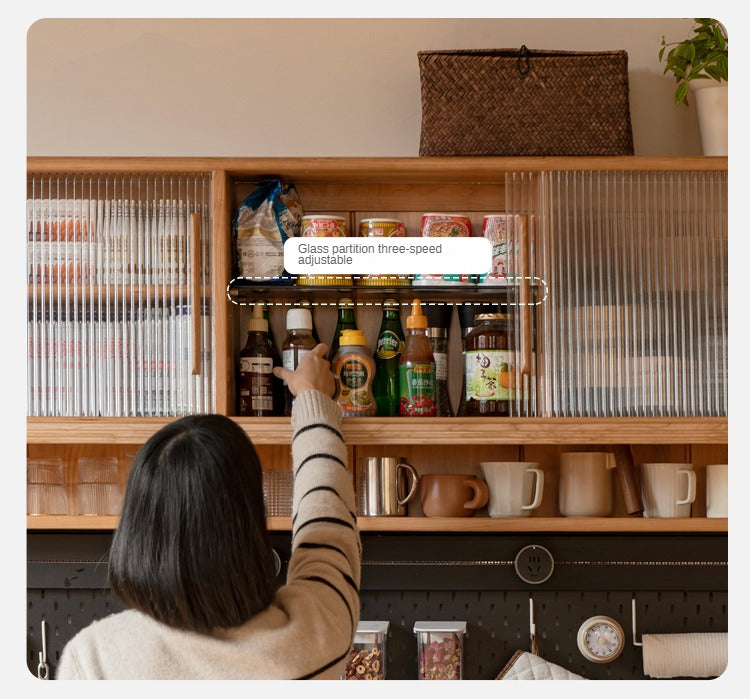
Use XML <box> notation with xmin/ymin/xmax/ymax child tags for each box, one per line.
<box><xmin>514</xmin><ymin>544</ymin><xmax>555</xmax><ymax>584</ymax></box>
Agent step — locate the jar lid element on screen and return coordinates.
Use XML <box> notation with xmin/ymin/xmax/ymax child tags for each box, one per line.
<box><xmin>356</xmin><ymin>620</ymin><xmax>390</xmax><ymax>634</ymax></box>
<box><xmin>286</xmin><ymin>308</ymin><xmax>312</xmax><ymax>331</ymax></box>
<box><xmin>413</xmin><ymin>621</ymin><xmax>467</xmax><ymax>634</ymax></box>
<box><xmin>475</xmin><ymin>313</ymin><xmax>510</xmax><ymax>321</ymax></box>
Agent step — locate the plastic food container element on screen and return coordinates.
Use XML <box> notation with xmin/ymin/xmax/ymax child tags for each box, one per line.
<box><xmin>343</xmin><ymin>620</ymin><xmax>389</xmax><ymax>680</ymax></box>
<box><xmin>414</xmin><ymin>621</ymin><xmax>467</xmax><ymax>679</ymax></box>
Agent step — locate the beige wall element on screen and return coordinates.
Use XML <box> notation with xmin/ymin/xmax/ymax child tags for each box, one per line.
<box><xmin>27</xmin><ymin>17</ymin><xmax>705</xmax><ymax>157</ymax></box>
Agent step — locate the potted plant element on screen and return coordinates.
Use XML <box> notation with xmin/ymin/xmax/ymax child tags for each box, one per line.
<box><xmin>659</xmin><ymin>18</ymin><xmax>728</xmax><ymax>155</ymax></box>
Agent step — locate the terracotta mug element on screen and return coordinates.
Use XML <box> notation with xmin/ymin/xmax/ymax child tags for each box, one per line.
<box><xmin>419</xmin><ymin>473</ymin><xmax>489</xmax><ymax>517</ymax></box>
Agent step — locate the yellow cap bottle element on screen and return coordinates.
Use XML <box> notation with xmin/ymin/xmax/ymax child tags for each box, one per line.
<box><xmin>339</xmin><ymin>328</ymin><xmax>367</xmax><ymax>346</ymax></box>
<box><xmin>406</xmin><ymin>299</ymin><xmax>428</xmax><ymax>329</ymax></box>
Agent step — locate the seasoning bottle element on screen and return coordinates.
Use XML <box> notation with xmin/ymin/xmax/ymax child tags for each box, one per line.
<box><xmin>399</xmin><ymin>299</ymin><xmax>436</xmax><ymax>417</ymax></box>
<box><xmin>372</xmin><ymin>299</ymin><xmax>405</xmax><ymax>416</ymax></box>
<box><xmin>294</xmin><ymin>299</ymin><xmax>321</xmax><ymax>344</ymax></box>
<box><xmin>327</xmin><ymin>297</ymin><xmax>357</xmax><ymax>362</ymax></box>
<box><xmin>333</xmin><ymin>329</ymin><xmax>376</xmax><ymax>417</ymax></box>
<box><xmin>456</xmin><ymin>304</ymin><xmax>497</xmax><ymax>416</ymax></box>
<box><xmin>281</xmin><ymin>307</ymin><xmax>317</xmax><ymax>416</ymax></box>
<box><xmin>424</xmin><ymin>304</ymin><xmax>454</xmax><ymax>417</ymax></box>
<box><xmin>464</xmin><ymin>313</ymin><xmax>513</xmax><ymax>416</ymax></box>
<box><xmin>239</xmin><ymin>304</ymin><xmax>279</xmax><ymax>417</ymax></box>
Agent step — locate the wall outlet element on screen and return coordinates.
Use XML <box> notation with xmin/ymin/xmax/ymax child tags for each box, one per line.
<box><xmin>514</xmin><ymin>544</ymin><xmax>555</xmax><ymax>584</ymax></box>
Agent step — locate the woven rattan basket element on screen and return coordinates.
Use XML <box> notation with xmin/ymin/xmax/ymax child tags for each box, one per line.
<box><xmin>418</xmin><ymin>47</ymin><xmax>634</xmax><ymax>156</ymax></box>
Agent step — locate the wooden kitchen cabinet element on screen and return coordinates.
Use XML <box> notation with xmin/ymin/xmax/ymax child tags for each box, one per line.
<box><xmin>26</xmin><ymin>156</ymin><xmax>728</xmax><ymax>534</ymax></box>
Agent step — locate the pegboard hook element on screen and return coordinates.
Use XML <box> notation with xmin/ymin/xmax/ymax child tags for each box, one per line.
<box><xmin>631</xmin><ymin>596</ymin><xmax>643</xmax><ymax>647</ymax></box>
<box><xmin>37</xmin><ymin>619</ymin><xmax>49</xmax><ymax>680</ymax></box>
<box><xmin>529</xmin><ymin>595</ymin><xmax>539</xmax><ymax>655</ymax></box>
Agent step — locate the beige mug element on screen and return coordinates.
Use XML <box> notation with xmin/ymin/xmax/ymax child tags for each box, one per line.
<box><xmin>480</xmin><ymin>462</ymin><xmax>544</xmax><ymax>518</ymax></box>
<box><xmin>419</xmin><ymin>473</ymin><xmax>489</xmax><ymax>518</ymax></box>
<box><xmin>639</xmin><ymin>463</ymin><xmax>696</xmax><ymax>518</ymax></box>
<box><xmin>706</xmin><ymin>464</ymin><xmax>728</xmax><ymax>518</ymax></box>
<box><xmin>558</xmin><ymin>452</ymin><xmax>616</xmax><ymax>517</ymax></box>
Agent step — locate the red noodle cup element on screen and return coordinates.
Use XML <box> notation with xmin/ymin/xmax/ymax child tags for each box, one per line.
<box><xmin>301</xmin><ymin>215</ymin><xmax>348</xmax><ymax>237</ymax></box>
<box><xmin>421</xmin><ymin>213</ymin><xmax>472</xmax><ymax>237</ymax></box>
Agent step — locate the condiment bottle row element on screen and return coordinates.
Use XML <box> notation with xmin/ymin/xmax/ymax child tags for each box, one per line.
<box><xmin>238</xmin><ymin>298</ymin><xmax>523</xmax><ymax>418</ymax></box>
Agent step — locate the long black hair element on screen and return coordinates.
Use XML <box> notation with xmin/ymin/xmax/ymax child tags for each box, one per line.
<box><xmin>109</xmin><ymin>414</ymin><xmax>277</xmax><ymax>633</ymax></box>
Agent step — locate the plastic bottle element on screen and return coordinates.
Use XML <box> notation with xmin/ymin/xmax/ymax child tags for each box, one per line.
<box><xmin>372</xmin><ymin>299</ymin><xmax>405</xmax><ymax>416</ymax></box>
<box><xmin>399</xmin><ymin>300</ymin><xmax>436</xmax><ymax>417</ymax></box>
<box><xmin>327</xmin><ymin>297</ymin><xmax>357</xmax><ymax>362</ymax></box>
<box><xmin>333</xmin><ymin>329</ymin><xmax>376</xmax><ymax>417</ymax></box>
<box><xmin>294</xmin><ymin>300</ymin><xmax>321</xmax><ymax>344</ymax></box>
<box><xmin>281</xmin><ymin>307</ymin><xmax>317</xmax><ymax>416</ymax></box>
<box><xmin>238</xmin><ymin>304</ymin><xmax>279</xmax><ymax>417</ymax></box>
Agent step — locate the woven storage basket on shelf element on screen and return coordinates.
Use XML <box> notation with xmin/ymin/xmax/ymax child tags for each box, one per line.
<box><xmin>418</xmin><ymin>47</ymin><xmax>634</xmax><ymax>156</ymax></box>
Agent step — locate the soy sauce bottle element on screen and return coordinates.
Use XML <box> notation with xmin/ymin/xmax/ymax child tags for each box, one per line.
<box><xmin>281</xmin><ymin>308</ymin><xmax>317</xmax><ymax>416</ymax></box>
<box><xmin>239</xmin><ymin>304</ymin><xmax>279</xmax><ymax>417</ymax></box>
<box><xmin>424</xmin><ymin>304</ymin><xmax>453</xmax><ymax>417</ymax></box>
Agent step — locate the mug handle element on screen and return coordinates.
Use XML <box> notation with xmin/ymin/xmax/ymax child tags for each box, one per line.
<box><xmin>463</xmin><ymin>478</ymin><xmax>490</xmax><ymax>510</ymax></box>
<box><xmin>521</xmin><ymin>468</ymin><xmax>545</xmax><ymax>511</ymax></box>
<box><xmin>397</xmin><ymin>461</ymin><xmax>419</xmax><ymax>506</ymax></box>
<box><xmin>676</xmin><ymin>468</ymin><xmax>696</xmax><ymax>506</ymax></box>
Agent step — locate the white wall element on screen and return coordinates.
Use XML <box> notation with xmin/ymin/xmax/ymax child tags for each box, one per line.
<box><xmin>27</xmin><ymin>17</ymin><xmax>706</xmax><ymax>157</ymax></box>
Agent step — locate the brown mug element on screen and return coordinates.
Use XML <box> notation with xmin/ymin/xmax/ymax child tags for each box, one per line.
<box><xmin>419</xmin><ymin>473</ymin><xmax>489</xmax><ymax>517</ymax></box>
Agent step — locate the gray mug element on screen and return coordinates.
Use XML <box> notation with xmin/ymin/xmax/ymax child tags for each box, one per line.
<box><xmin>359</xmin><ymin>457</ymin><xmax>419</xmax><ymax>516</ymax></box>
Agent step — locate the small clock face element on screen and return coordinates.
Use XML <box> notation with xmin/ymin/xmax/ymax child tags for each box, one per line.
<box><xmin>577</xmin><ymin>616</ymin><xmax>624</xmax><ymax>663</ymax></box>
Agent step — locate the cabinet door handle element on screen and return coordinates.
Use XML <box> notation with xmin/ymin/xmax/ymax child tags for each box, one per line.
<box><xmin>189</xmin><ymin>212</ymin><xmax>202</xmax><ymax>376</ymax></box>
<box><xmin>516</xmin><ymin>213</ymin><xmax>532</xmax><ymax>376</ymax></box>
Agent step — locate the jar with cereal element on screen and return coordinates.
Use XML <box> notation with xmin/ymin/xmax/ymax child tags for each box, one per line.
<box><xmin>414</xmin><ymin>621</ymin><xmax>467</xmax><ymax>680</ymax></box>
<box><xmin>342</xmin><ymin>621</ymin><xmax>389</xmax><ymax>680</ymax></box>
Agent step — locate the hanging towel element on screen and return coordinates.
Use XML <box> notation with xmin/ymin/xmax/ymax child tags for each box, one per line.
<box><xmin>497</xmin><ymin>650</ymin><xmax>585</xmax><ymax>680</ymax></box>
<box><xmin>642</xmin><ymin>633</ymin><xmax>728</xmax><ymax>678</ymax></box>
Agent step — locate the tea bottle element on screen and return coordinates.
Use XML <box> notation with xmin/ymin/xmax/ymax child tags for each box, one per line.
<box><xmin>281</xmin><ymin>307</ymin><xmax>317</xmax><ymax>416</ymax></box>
<box><xmin>239</xmin><ymin>304</ymin><xmax>280</xmax><ymax>417</ymax></box>
<box><xmin>327</xmin><ymin>297</ymin><xmax>357</xmax><ymax>362</ymax></box>
<box><xmin>333</xmin><ymin>329</ymin><xmax>376</xmax><ymax>417</ymax></box>
<box><xmin>399</xmin><ymin>299</ymin><xmax>436</xmax><ymax>416</ymax></box>
<box><xmin>372</xmin><ymin>299</ymin><xmax>405</xmax><ymax>416</ymax></box>
<box><xmin>456</xmin><ymin>304</ymin><xmax>497</xmax><ymax>416</ymax></box>
<box><xmin>464</xmin><ymin>313</ymin><xmax>513</xmax><ymax>416</ymax></box>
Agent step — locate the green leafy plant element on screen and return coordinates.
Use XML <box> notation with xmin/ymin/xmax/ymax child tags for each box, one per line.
<box><xmin>659</xmin><ymin>18</ymin><xmax>728</xmax><ymax>106</ymax></box>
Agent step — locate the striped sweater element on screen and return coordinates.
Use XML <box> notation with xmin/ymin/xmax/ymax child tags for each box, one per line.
<box><xmin>56</xmin><ymin>390</ymin><xmax>361</xmax><ymax>680</ymax></box>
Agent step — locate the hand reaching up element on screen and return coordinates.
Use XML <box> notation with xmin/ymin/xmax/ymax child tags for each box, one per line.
<box><xmin>273</xmin><ymin>343</ymin><xmax>335</xmax><ymax>398</ymax></box>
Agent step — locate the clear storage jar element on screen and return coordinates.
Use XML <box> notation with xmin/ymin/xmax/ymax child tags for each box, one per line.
<box><xmin>414</xmin><ymin>621</ymin><xmax>467</xmax><ymax>679</ymax></box>
<box><xmin>342</xmin><ymin>620</ymin><xmax>389</xmax><ymax>680</ymax></box>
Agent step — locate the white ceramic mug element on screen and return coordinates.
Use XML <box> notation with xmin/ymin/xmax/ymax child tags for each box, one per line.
<box><xmin>706</xmin><ymin>464</ymin><xmax>728</xmax><ymax>518</ymax></box>
<box><xmin>558</xmin><ymin>452</ymin><xmax>616</xmax><ymax>517</ymax></box>
<box><xmin>480</xmin><ymin>462</ymin><xmax>544</xmax><ymax>518</ymax></box>
<box><xmin>639</xmin><ymin>463</ymin><xmax>696</xmax><ymax>518</ymax></box>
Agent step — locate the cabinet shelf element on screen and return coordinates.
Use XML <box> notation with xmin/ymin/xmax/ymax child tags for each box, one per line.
<box><xmin>27</xmin><ymin>416</ymin><xmax>728</xmax><ymax>445</ymax></box>
<box><xmin>26</xmin><ymin>515</ymin><xmax>727</xmax><ymax>533</ymax></box>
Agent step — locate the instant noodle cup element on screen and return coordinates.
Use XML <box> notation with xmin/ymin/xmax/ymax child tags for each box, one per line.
<box><xmin>357</xmin><ymin>218</ymin><xmax>410</xmax><ymax>286</ymax></box>
<box><xmin>298</xmin><ymin>215</ymin><xmax>351</xmax><ymax>285</ymax></box>
<box><xmin>415</xmin><ymin>213</ymin><xmax>475</xmax><ymax>285</ymax></box>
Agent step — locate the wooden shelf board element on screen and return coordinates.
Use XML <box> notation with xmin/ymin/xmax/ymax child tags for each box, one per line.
<box><xmin>28</xmin><ymin>416</ymin><xmax>728</xmax><ymax>445</ymax></box>
<box><xmin>28</xmin><ymin>515</ymin><xmax>727</xmax><ymax>533</ymax></box>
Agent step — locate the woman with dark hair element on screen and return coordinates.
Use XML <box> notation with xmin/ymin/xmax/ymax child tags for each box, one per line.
<box><xmin>57</xmin><ymin>343</ymin><xmax>361</xmax><ymax>679</ymax></box>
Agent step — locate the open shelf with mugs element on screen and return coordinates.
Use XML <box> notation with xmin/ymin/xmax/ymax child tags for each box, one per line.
<box><xmin>26</xmin><ymin>156</ymin><xmax>728</xmax><ymax>534</ymax></box>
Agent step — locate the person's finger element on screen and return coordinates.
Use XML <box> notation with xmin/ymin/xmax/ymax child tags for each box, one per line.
<box><xmin>273</xmin><ymin>366</ymin><xmax>294</xmax><ymax>382</ymax></box>
<box><xmin>309</xmin><ymin>343</ymin><xmax>329</xmax><ymax>358</ymax></box>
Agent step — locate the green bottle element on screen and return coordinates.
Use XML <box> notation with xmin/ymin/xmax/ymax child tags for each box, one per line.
<box><xmin>327</xmin><ymin>298</ymin><xmax>357</xmax><ymax>362</ymax></box>
<box><xmin>373</xmin><ymin>299</ymin><xmax>405</xmax><ymax>416</ymax></box>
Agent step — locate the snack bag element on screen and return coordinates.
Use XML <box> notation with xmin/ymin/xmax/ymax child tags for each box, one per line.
<box><xmin>232</xmin><ymin>179</ymin><xmax>303</xmax><ymax>283</ymax></box>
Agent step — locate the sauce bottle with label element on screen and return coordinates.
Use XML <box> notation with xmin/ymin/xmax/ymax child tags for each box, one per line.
<box><xmin>372</xmin><ymin>299</ymin><xmax>405</xmax><ymax>416</ymax></box>
<box><xmin>399</xmin><ymin>300</ymin><xmax>436</xmax><ymax>417</ymax></box>
<box><xmin>282</xmin><ymin>307</ymin><xmax>317</xmax><ymax>416</ymax></box>
<box><xmin>424</xmin><ymin>304</ymin><xmax>454</xmax><ymax>417</ymax></box>
<box><xmin>463</xmin><ymin>313</ymin><xmax>513</xmax><ymax>416</ymax></box>
<box><xmin>238</xmin><ymin>304</ymin><xmax>279</xmax><ymax>417</ymax></box>
<box><xmin>333</xmin><ymin>329</ymin><xmax>376</xmax><ymax>417</ymax></box>
<box><xmin>327</xmin><ymin>297</ymin><xmax>357</xmax><ymax>362</ymax></box>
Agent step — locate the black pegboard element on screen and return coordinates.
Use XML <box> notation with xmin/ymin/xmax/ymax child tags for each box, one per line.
<box><xmin>27</xmin><ymin>532</ymin><xmax>727</xmax><ymax>680</ymax></box>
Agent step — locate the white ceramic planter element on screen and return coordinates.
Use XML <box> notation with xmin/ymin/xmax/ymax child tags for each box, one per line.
<box><xmin>691</xmin><ymin>82</ymin><xmax>728</xmax><ymax>156</ymax></box>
